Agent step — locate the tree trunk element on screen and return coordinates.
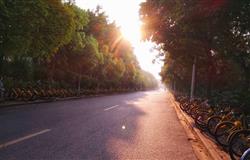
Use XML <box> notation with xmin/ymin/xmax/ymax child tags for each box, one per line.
<box><xmin>244</xmin><ymin>69</ymin><xmax>250</xmax><ymax>92</ymax></box>
<box><xmin>0</xmin><ymin>54</ymin><xmax>3</xmax><ymax>76</ymax></box>
<box><xmin>207</xmin><ymin>66</ymin><xmax>213</xmax><ymax>98</ymax></box>
<box><xmin>206</xmin><ymin>49</ymin><xmax>214</xmax><ymax>98</ymax></box>
<box><xmin>78</xmin><ymin>74</ymin><xmax>81</xmax><ymax>95</ymax></box>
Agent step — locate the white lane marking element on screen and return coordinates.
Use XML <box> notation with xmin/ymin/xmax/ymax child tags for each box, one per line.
<box><xmin>0</xmin><ymin>129</ymin><xmax>51</xmax><ymax>149</ymax></box>
<box><xmin>104</xmin><ymin>105</ymin><xmax>119</xmax><ymax>111</ymax></box>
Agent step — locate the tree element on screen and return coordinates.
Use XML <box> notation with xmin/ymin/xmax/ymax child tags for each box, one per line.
<box><xmin>0</xmin><ymin>0</ymin><xmax>74</xmax><ymax>57</ymax></box>
<box><xmin>0</xmin><ymin>0</ymin><xmax>74</xmax><ymax>75</ymax></box>
<box><xmin>0</xmin><ymin>2</ymin><xmax>158</xmax><ymax>91</ymax></box>
<box><xmin>140</xmin><ymin>0</ymin><xmax>250</xmax><ymax>99</ymax></box>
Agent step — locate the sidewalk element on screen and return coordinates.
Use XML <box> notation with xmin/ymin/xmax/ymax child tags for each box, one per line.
<box><xmin>169</xmin><ymin>94</ymin><xmax>230</xmax><ymax>160</ymax></box>
<box><xmin>0</xmin><ymin>96</ymin><xmax>85</xmax><ymax>109</ymax></box>
<box><xmin>0</xmin><ymin>91</ymin><xmax>136</xmax><ymax>109</ymax></box>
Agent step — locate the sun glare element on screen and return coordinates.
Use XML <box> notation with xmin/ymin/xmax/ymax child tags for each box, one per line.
<box><xmin>120</xmin><ymin>23</ymin><xmax>142</xmax><ymax>46</ymax></box>
<box><xmin>75</xmin><ymin>0</ymin><xmax>163</xmax><ymax>80</ymax></box>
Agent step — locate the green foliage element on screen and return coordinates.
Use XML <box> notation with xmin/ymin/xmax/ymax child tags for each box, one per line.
<box><xmin>1</xmin><ymin>2</ymin><xmax>158</xmax><ymax>92</ymax></box>
<box><xmin>0</xmin><ymin>0</ymin><xmax>74</xmax><ymax>58</ymax></box>
<box><xmin>140</xmin><ymin>0</ymin><xmax>250</xmax><ymax>105</ymax></box>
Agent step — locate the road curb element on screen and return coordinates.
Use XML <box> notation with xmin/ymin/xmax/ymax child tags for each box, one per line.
<box><xmin>0</xmin><ymin>97</ymin><xmax>80</xmax><ymax>109</ymax></box>
<box><xmin>0</xmin><ymin>94</ymin><xmax>107</xmax><ymax>109</ymax></box>
<box><xmin>169</xmin><ymin>95</ymin><xmax>230</xmax><ymax>160</ymax></box>
<box><xmin>0</xmin><ymin>91</ymin><xmax>142</xmax><ymax>109</ymax></box>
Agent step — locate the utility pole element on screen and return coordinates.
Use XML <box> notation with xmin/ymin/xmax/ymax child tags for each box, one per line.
<box><xmin>173</xmin><ymin>81</ymin><xmax>176</xmax><ymax>92</ymax></box>
<box><xmin>78</xmin><ymin>74</ymin><xmax>81</xmax><ymax>96</ymax></box>
<box><xmin>78</xmin><ymin>68</ymin><xmax>82</xmax><ymax>96</ymax></box>
<box><xmin>190</xmin><ymin>57</ymin><xmax>196</xmax><ymax>100</ymax></box>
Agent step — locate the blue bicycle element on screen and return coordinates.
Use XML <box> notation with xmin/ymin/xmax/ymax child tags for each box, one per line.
<box><xmin>241</xmin><ymin>148</ymin><xmax>250</xmax><ymax>160</ymax></box>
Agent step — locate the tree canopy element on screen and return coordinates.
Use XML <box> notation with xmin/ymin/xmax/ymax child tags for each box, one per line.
<box><xmin>140</xmin><ymin>0</ymin><xmax>250</xmax><ymax>105</ymax></box>
<box><xmin>0</xmin><ymin>1</ymin><xmax>158</xmax><ymax>91</ymax></box>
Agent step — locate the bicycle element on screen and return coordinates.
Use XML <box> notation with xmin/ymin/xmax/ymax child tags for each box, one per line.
<box><xmin>228</xmin><ymin>114</ymin><xmax>250</xmax><ymax>160</ymax></box>
<box><xmin>207</xmin><ymin>106</ymin><xmax>232</xmax><ymax>136</ymax></box>
<box><xmin>240</xmin><ymin>148</ymin><xmax>250</xmax><ymax>160</ymax></box>
<box><xmin>214</xmin><ymin>111</ymin><xmax>246</xmax><ymax>148</ymax></box>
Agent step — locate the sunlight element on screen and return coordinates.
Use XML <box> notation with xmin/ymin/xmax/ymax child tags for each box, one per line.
<box><xmin>75</xmin><ymin>0</ymin><xmax>163</xmax><ymax>80</ymax></box>
<box><xmin>121</xmin><ymin>26</ymin><xmax>141</xmax><ymax>46</ymax></box>
<box><xmin>122</xmin><ymin>125</ymin><xmax>126</xmax><ymax>130</ymax></box>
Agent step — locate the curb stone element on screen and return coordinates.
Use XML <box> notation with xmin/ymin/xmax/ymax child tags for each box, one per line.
<box><xmin>169</xmin><ymin>94</ymin><xmax>230</xmax><ymax>160</ymax></box>
<box><xmin>0</xmin><ymin>91</ymin><xmax>141</xmax><ymax>109</ymax></box>
<box><xmin>0</xmin><ymin>96</ymin><xmax>93</xmax><ymax>109</ymax></box>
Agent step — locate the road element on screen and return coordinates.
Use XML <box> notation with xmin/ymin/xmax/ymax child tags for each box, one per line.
<box><xmin>0</xmin><ymin>90</ymin><xmax>197</xmax><ymax>160</ymax></box>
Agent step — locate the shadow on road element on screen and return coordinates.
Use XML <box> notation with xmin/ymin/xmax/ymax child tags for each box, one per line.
<box><xmin>0</xmin><ymin>91</ymin><xmax>148</xmax><ymax>160</ymax></box>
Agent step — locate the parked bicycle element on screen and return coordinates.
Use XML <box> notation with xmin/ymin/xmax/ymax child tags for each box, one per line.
<box><xmin>174</xmin><ymin>94</ymin><xmax>250</xmax><ymax>160</ymax></box>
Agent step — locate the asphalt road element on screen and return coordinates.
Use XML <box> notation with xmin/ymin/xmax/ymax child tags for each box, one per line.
<box><xmin>0</xmin><ymin>90</ymin><xmax>197</xmax><ymax>160</ymax></box>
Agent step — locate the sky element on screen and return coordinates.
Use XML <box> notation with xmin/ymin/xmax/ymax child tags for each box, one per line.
<box><xmin>75</xmin><ymin>0</ymin><xmax>163</xmax><ymax>79</ymax></box>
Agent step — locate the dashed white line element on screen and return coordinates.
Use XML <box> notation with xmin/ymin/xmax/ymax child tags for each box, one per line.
<box><xmin>104</xmin><ymin>105</ymin><xmax>119</xmax><ymax>111</ymax></box>
<box><xmin>0</xmin><ymin>129</ymin><xmax>51</xmax><ymax>149</ymax></box>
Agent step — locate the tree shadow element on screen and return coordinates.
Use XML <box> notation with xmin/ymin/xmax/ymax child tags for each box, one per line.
<box><xmin>0</xmin><ymin>92</ymin><xmax>147</xmax><ymax>160</ymax></box>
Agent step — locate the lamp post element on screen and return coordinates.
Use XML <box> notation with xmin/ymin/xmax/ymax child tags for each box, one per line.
<box><xmin>190</xmin><ymin>57</ymin><xmax>196</xmax><ymax>100</ymax></box>
<box><xmin>77</xmin><ymin>67</ymin><xmax>82</xmax><ymax>96</ymax></box>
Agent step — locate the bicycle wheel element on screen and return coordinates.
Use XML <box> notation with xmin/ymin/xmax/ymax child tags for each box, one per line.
<box><xmin>180</xmin><ymin>103</ymin><xmax>186</xmax><ymax>111</ymax></box>
<box><xmin>229</xmin><ymin>129</ymin><xmax>250</xmax><ymax>160</ymax></box>
<box><xmin>190</xmin><ymin>107</ymin><xmax>200</xmax><ymax>119</ymax></box>
<box><xmin>195</xmin><ymin>111</ymin><xmax>210</xmax><ymax>131</ymax></box>
<box><xmin>185</xmin><ymin>104</ymin><xmax>195</xmax><ymax>115</ymax></box>
<box><xmin>207</xmin><ymin>115</ymin><xmax>222</xmax><ymax>136</ymax></box>
<box><xmin>214</xmin><ymin>121</ymin><xmax>235</xmax><ymax>147</ymax></box>
<box><xmin>181</xmin><ymin>103</ymin><xmax>191</xmax><ymax>113</ymax></box>
<box><xmin>185</xmin><ymin>105</ymin><xmax>192</xmax><ymax>115</ymax></box>
<box><xmin>240</xmin><ymin>148</ymin><xmax>250</xmax><ymax>160</ymax></box>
